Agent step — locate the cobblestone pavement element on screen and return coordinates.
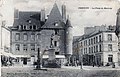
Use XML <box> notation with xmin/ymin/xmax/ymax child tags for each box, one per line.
<box><xmin>1</xmin><ymin>66</ymin><xmax>120</xmax><ymax>77</ymax></box>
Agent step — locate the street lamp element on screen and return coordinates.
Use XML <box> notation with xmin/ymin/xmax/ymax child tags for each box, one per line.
<box><xmin>34</xmin><ymin>48</ymin><xmax>47</xmax><ymax>71</ymax></box>
<box><xmin>36</xmin><ymin>48</ymin><xmax>41</xmax><ymax>69</ymax></box>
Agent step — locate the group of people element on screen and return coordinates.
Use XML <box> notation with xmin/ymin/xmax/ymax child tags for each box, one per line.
<box><xmin>1</xmin><ymin>56</ymin><xmax>14</xmax><ymax>66</ymax></box>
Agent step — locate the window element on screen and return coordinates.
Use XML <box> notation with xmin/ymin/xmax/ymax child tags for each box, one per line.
<box><xmin>99</xmin><ymin>44</ymin><xmax>102</xmax><ymax>52</ymax></box>
<box><xmin>108</xmin><ymin>44</ymin><xmax>112</xmax><ymax>51</ymax></box>
<box><xmin>15</xmin><ymin>33</ymin><xmax>20</xmax><ymax>41</ymax></box>
<box><xmin>84</xmin><ymin>48</ymin><xmax>85</xmax><ymax>54</ymax></box>
<box><xmin>37</xmin><ymin>34</ymin><xmax>41</xmax><ymax>40</ymax></box>
<box><xmin>23</xmin><ymin>44</ymin><xmax>27</xmax><ymax>51</ymax></box>
<box><xmin>84</xmin><ymin>41</ymin><xmax>85</xmax><ymax>46</ymax></box>
<box><xmin>108</xmin><ymin>55</ymin><xmax>113</xmax><ymax>62</ymax></box>
<box><xmin>86</xmin><ymin>48</ymin><xmax>87</xmax><ymax>54</ymax></box>
<box><xmin>94</xmin><ymin>37</ymin><xmax>95</xmax><ymax>44</ymax></box>
<box><xmin>23</xmin><ymin>33</ymin><xmax>28</xmax><ymax>41</ymax></box>
<box><xmin>31</xmin><ymin>44</ymin><xmax>35</xmax><ymax>51</ymax></box>
<box><xmin>15</xmin><ymin>44</ymin><xmax>20</xmax><ymax>51</ymax></box>
<box><xmin>108</xmin><ymin>34</ymin><xmax>112</xmax><ymax>41</ymax></box>
<box><xmin>31</xmin><ymin>34</ymin><xmax>35</xmax><ymax>41</ymax></box>
<box><xmin>89</xmin><ymin>39</ymin><xmax>90</xmax><ymax>45</ymax></box>
<box><xmin>30</xmin><ymin>26</ymin><xmax>32</xmax><ymax>30</ymax></box>
<box><xmin>33</xmin><ymin>25</ymin><xmax>36</xmax><ymax>30</ymax></box>
<box><xmin>91</xmin><ymin>38</ymin><xmax>93</xmax><ymax>45</ymax></box>
<box><xmin>96</xmin><ymin>36</ymin><xmax>98</xmax><ymax>43</ymax></box>
<box><xmin>54</xmin><ymin>41</ymin><xmax>57</xmax><ymax>47</ymax></box>
<box><xmin>23</xmin><ymin>25</ymin><xmax>26</xmax><ymax>30</ymax></box>
<box><xmin>86</xmin><ymin>40</ymin><xmax>87</xmax><ymax>46</ymax></box>
<box><xmin>99</xmin><ymin>35</ymin><xmax>102</xmax><ymax>42</ymax></box>
<box><xmin>91</xmin><ymin>47</ymin><xmax>93</xmax><ymax>53</ymax></box>
<box><xmin>89</xmin><ymin>47</ymin><xmax>90</xmax><ymax>53</ymax></box>
<box><xmin>96</xmin><ymin>45</ymin><xmax>98</xmax><ymax>52</ymax></box>
<box><xmin>94</xmin><ymin>46</ymin><xmax>96</xmax><ymax>53</ymax></box>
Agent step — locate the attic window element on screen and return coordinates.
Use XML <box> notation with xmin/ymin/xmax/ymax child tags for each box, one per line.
<box><xmin>53</xmin><ymin>22</ymin><xmax>58</xmax><ymax>26</ymax></box>
<box><xmin>30</xmin><ymin>26</ymin><xmax>32</xmax><ymax>30</ymax></box>
<box><xmin>23</xmin><ymin>26</ymin><xmax>26</xmax><ymax>30</ymax></box>
<box><xmin>28</xmin><ymin>20</ymin><xmax>31</xmax><ymax>23</ymax></box>
<box><xmin>33</xmin><ymin>25</ymin><xmax>36</xmax><ymax>30</ymax></box>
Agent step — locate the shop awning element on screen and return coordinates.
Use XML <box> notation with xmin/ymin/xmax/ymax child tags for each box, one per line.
<box><xmin>42</xmin><ymin>55</ymin><xmax>65</xmax><ymax>59</ymax></box>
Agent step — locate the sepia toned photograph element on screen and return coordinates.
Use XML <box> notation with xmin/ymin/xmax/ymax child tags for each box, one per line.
<box><xmin>1</xmin><ymin>0</ymin><xmax>120</xmax><ymax>77</ymax></box>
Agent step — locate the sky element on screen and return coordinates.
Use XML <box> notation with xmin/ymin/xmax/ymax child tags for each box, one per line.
<box><xmin>1</xmin><ymin>0</ymin><xmax>120</xmax><ymax>36</ymax></box>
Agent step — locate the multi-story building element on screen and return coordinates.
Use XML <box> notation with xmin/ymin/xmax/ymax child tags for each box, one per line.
<box><xmin>9</xmin><ymin>3</ymin><xmax>73</xmax><ymax>66</ymax></box>
<box><xmin>73</xmin><ymin>25</ymin><xmax>118</xmax><ymax>66</ymax></box>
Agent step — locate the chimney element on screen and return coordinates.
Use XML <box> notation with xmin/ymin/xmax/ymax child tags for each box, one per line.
<box><xmin>41</xmin><ymin>8</ymin><xmax>45</xmax><ymax>22</ymax></box>
<box><xmin>62</xmin><ymin>4</ymin><xmax>66</xmax><ymax>22</ymax></box>
<box><xmin>14</xmin><ymin>8</ymin><xmax>19</xmax><ymax>19</ymax></box>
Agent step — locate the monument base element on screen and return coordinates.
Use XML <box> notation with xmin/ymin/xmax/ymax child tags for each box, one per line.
<box><xmin>43</xmin><ymin>59</ymin><xmax>61</xmax><ymax>68</ymax></box>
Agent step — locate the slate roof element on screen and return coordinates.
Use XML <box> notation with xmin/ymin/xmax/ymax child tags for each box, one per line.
<box><xmin>12</xmin><ymin>3</ymin><xmax>68</xmax><ymax>30</ymax></box>
<box><xmin>13</xmin><ymin>11</ymin><xmax>41</xmax><ymax>28</ymax></box>
<box><xmin>41</xmin><ymin>3</ymin><xmax>65</xmax><ymax>29</ymax></box>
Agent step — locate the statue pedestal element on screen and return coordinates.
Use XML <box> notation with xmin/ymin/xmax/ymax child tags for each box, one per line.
<box><xmin>44</xmin><ymin>48</ymin><xmax>61</xmax><ymax>68</ymax></box>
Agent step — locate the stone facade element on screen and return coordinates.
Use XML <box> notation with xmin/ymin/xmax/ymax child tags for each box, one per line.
<box><xmin>9</xmin><ymin>3</ymin><xmax>73</xmax><ymax>65</ymax></box>
<box><xmin>73</xmin><ymin>25</ymin><xmax>118</xmax><ymax>66</ymax></box>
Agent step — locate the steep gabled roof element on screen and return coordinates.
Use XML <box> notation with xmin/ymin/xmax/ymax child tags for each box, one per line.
<box><xmin>41</xmin><ymin>3</ymin><xmax>65</xmax><ymax>29</ymax></box>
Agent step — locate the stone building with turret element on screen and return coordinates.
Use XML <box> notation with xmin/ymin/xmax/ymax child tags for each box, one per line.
<box><xmin>9</xmin><ymin>3</ymin><xmax>73</xmax><ymax>66</ymax></box>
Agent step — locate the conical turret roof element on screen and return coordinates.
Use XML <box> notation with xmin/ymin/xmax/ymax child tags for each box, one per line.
<box><xmin>66</xmin><ymin>17</ymin><xmax>72</xmax><ymax>28</ymax></box>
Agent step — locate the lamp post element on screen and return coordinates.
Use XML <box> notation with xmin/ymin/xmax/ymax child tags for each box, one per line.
<box><xmin>34</xmin><ymin>48</ymin><xmax>47</xmax><ymax>71</ymax></box>
<box><xmin>36</xmin><ymin>48</ymin><xmax>41</xmax><ymax>69</ymax></box>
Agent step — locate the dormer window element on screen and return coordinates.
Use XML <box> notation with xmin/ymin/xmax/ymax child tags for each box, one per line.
<box><xmin>54</xmin><ymin>22</ymin><xmax>58</xmax><ymax>26</ymax></box>
<box><xmin>33</xmin><ymin>25</ymin><xmax>36</xmax><ymax>30</ymax></box>
<box><xmin>23</xmin><ymin>25</ymin><xmax>26</xmax><ymax>30</ymax></box>
<box><xmin>30</xmin><ymin>26</ymin><xmax>32</xmax><ymax>30</ymax></box>
<box><xmin>27</xmin><ymin>19</ymin><xmax>31</xmax><ymax>24</ymax></box>
<box><xmin>55</xmin><ymin>23</ymin><xmax>58</xmax><ymax>26</ymax></box>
